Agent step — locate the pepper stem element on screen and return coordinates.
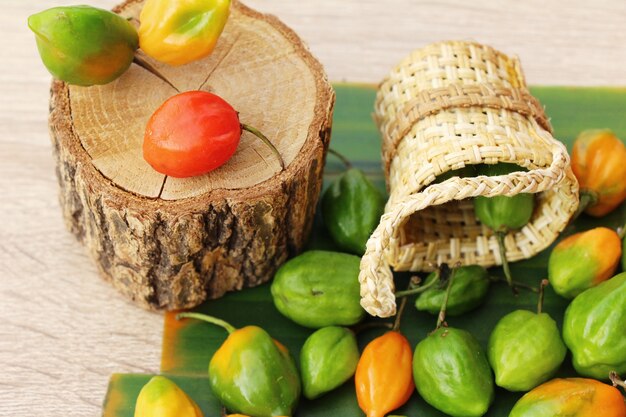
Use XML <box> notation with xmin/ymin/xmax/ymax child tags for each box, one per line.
<box><xmin>327</xmin><ymin>148</ymin><xmax>353</xmax><ymax>170</ymax></box>
<box><xmin>176</xmin><ymin>312</ymin><xmax>236</xmax><ymax>335</ymax></box>
<box><xmin>133</xmin><ymin>55</ymin><xmax>180</xmax><ymax>93</ymax></box>
<box><xmin>496</xmin><ymin>231</ymin><xmax>518</xmax><ymax>295</ymax></box>
<box><xmin>610</xmin><ymin>372</ymin><xmax>626</xmax><ymax>391</ymax></box>
<box><xmin>241</xmin><ymin>123</ymin><xmax>285</xmax><ymax>171</ymax></box>
<box><xmin>617</xmin><ymin>222</ymin><xmax>626</xmax><ymax>239</ymax></box>
<box><xmin>537</xmin><ymin>279</ymin><xmax>549</xmax><ymax>314</ymax></box>
<box><xmin>488</xmin><ymin>276</ymin><xmax>539</xmax><ymax>293</ymax></box>
<box><xmin>395</xmin><ymin>274</ymin><xmax>440</xmax><ymax>298</ymax></box>
<box><xmin>392</xmin><ymin>277</ymin><xmax>418</xmax><ymax>331</ymax></box>
<box><xmin>436</xmin><ymin>264</ymin><xmax>458</xmax><ymax>330</ymax></box>
<box><xmin>572</xmin><ymin>189</ymin><xmax>599</xmax><ymax>220</ymax></box>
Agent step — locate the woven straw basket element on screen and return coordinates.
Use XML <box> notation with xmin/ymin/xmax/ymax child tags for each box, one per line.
<box><xmin>359</xmin><ymin>41</ymin><xmax>579</xmax><ymax>318</ymax></box>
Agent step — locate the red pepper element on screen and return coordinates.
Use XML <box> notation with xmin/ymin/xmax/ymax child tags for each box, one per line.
<box><xmin>143</xmin><ymin>91</ymin><xmax>284</xmax><ymax>178</ymax></box>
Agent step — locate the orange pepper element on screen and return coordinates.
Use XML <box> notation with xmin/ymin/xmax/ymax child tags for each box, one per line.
<box><xmin>548</xmin><ymin>227</ymin><xmax>622</xmax><ymax>298</ymax></box>
<box><xmin>509</xmin><ymin>377</ymin><xmax>626</xmax><ymax>417</ymax></box>
<box><xmin>571</xmin><ymin>129</ymin><xmax>626</xmax><ymax>217</ymax></box>
<box><xmin>354</xmin><ymin>331</ymin><xmax>414</xmax><ymax>417</ymax></box>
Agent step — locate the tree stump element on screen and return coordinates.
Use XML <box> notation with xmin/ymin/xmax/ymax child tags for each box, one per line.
<box><xmin>48</xmin><ymin>0</ymin><xmax>335</xmax><ymax>310</ymax></box>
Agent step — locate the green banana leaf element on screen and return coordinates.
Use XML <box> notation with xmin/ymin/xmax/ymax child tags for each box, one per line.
<box><xmin>102</xmin><ymin>84</ymin><xmax>626</xmax><ymax>417</ymax></box>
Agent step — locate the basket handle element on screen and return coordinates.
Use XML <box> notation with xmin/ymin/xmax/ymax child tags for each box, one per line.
<box><xmin>359</xmin><ymin>138</ymin><xmax>573</xmax><ymax>318</ymax></box>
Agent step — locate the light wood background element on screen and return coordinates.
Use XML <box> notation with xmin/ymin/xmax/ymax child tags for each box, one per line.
<box><xmin>2</xmin><ymin>1</ymin><xmax>626</xmax><ymax>415</ymax></box>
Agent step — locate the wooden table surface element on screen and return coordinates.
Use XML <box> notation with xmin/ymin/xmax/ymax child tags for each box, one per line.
<box><xmin>2</xmin><ymin>0</ymin><xmax>626</xmax><ymax>415</ymax></box>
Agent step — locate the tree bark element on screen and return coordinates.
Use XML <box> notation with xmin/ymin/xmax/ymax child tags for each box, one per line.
<box><xmin>48</xmin><ymin>0</ymin><xmax>334</xmax><ymax>310</ymax></box>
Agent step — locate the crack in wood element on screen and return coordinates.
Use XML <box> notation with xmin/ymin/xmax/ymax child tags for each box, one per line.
<box><xmin>198</xmin><ymin>34</ymin><xmax>242</xmax><ymax>91</ymax></box>
<box><xmin>157</xmin><ymin>175</ymin><xmax>167</xmax><ymax>199</ymax></box>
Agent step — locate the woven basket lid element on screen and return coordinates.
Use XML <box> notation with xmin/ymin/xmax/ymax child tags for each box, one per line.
<box><xmin>359</xmin><ymin>41</ymin><xmax>579</xmax><ymax>318</ymax></box>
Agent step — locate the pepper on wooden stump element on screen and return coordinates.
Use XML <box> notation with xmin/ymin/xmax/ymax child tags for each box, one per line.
<box><xmin>48</xmin><ymin>0</ymin><xmax>335</xmax><ymax>310</ymax></box>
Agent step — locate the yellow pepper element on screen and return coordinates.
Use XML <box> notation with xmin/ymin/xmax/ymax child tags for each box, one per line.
<box><xmin>138</xmin><ymin>0</ymin><xmax>230</xmax><ymax>66</ymax></box>
<box><xmin>134</xmin><ymin>376</ymin><xmax>203</xmax><ymax>417</ymax></box>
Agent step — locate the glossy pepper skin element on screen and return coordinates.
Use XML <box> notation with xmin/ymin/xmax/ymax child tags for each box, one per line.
<box><xmin>413</xmin><ymin>327</ymin><xmax>494</xmax><ymax>417</ymax></box>
<box><xmin>143</xmin><ymin>91</ymin><xmax>241</xmax><ymax>177</ymax></box>
<box><xmin>509</xmin><ymin>378</ymin><xmax>626</xmax><ymax>417</ymax></box>
<box><xmin>355</xmin><ymin>331</ymin><xmax>414</xmax><ymax>417</ymax></box>
<box><xmin>549</xmin><ymin>227</ymin><xmax>621</xmax><ymax>298</ymax></box>
<box><xmin>322</xmin><ymin>168</ymin><xmax>385</xmax><ymax>255</ymax></box>
<box><xmin>488</xmin><ymin>310</ymin><xmax>566</xmax><ymax>391</ymax></box>
<box><xmin>473</xmin><ymin>163</ymin><xmax>534</xmax><ymax>232</ymax></box>
<box><xmin>139</xmin><ymin>0</ymin><xmax>231</xmax><ymax>66</ymax></box>
<box><xmin>300</xmin><ymin>326</ymin><xmax>359</xmax><ymax>399</ymax></box>
<box><xmin>562</xmin><ymin>272</ymin><xmax>626</xmax><ymax>378</ymax></box>
<box><xmin>415</xmin><ymin>265</ymin><xmax>490</xmax><ymax>316</ymax></box>
<box><xmin>571</xmin><ymin>129</ymin><xmax>626</xmax><ymax>217</ymax></box>
<box><xmin>134</xmin><ymin>376</ymin><xmax>203</xmax><ymax>417</ymax></box>
<box><xmin>28</xmin><ymin>6</ymin><xmax>138</xmax><ymax>86</ymax></box>
<box><xmin>271</xmin><ymin>251</ymin><xmax>364</xmax><ymax>328</ymax></box>
<box><xmin>209</xmin><ymin>325</ymin><xmax>300</xmax><ymax>417</ymax></box>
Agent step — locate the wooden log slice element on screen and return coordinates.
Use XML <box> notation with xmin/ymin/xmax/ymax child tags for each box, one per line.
<box><xmin>48</xmin><ymin>0</ymin><xmax>335</xmax><ymax>310</ymax></box>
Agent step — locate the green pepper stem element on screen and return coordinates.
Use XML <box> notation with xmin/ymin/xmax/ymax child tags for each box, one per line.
<box><xmin>392</xmin><ymin>277</ymin><xmax>419</xmax><ymax>332</ymax></box>
<box><xmin>133</xmin><ymin>55</ymin><xmax>180</xmax><ymax>93</ymax></box>
<box><xmin>395</xmin><ymin>272</ymin><xmax>440</xmax><ymax>298</ymax></box>
<box><xmin>176</xmin><ymin>312</ymin><xmax>236</xmax><ymax>335</ymax></box>
<box><xmin>488</xmin><ymin>276</ymin><xmax>539</xmax><ymax>293</ymax></box>
<box><xmin>496</xmin><ymin>232</ymin><xmax>518</xmax><ymax>295</ymax></box>
<box><xmin>537</xmin><ymin>279</ymin><xmax>549</xmax><ymax>314</ymax></box>
<box><xmin>572</xmin><ymin>189</ymin><xmax>599</xmax><ymax>221</ymax></box>
<box><xmin>610</xmin><ymin>371</ymin><xmax>626</xmax><ymax>391</ymax></box>
<box><xmin>436</xmin><ymin>265</ymin><xmax>458</xmax><ymax>330</ymax></box>
<box><xmin>327</xmin><ymin>148</ymin><xmax>353</xmax><ymax>170</ymax></box>
<box><xmin>241</xmin><ymin>123</ymin><xmax>285</xmax><ymax>171</ymax></box>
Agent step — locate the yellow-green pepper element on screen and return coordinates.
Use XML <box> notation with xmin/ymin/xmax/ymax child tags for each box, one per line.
<box><xmin>139</xmin><ymin>0</ymin><xmax>231</xmax><ymax>66</ymax></box>
<box><xmin>177</xmin><ymin>312</ymin><xmax>300</xmax><ymax>417</ymax></box>
<box><xmin>28</xmin><ymin>6</ymin><xmax>138</xmax><ymax>86</ymax></box>
<box><xmin>134</xmin><ymin>376</ymin><xmax>203</xmax><ymax>417</ymax></box>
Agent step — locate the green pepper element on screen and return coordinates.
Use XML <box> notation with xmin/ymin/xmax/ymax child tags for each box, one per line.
<box><xmin>412</xmin><ymin>267</ymin><xmax>494</xmax><ymax>417</ymax></box>
<box><xmin>28</xmin><ymin>6</ymin><xmax>138</xmax><ymax>86</ymax></box>
<box><xmin>415</xmin><ymin>265</ymin><xmax>490</xmax><ymax>316</ymax></box>
<box><xmin>138</xmin><ymin>0</ymin><xmax>231</xmax><ymax>66</ymax></box>
<box><xmin>413</xmin><ymin>327</ymin><xmax>494</xmax><ymax>417</ymax></box>
<box><xmin>134</xmin><ymin>376</ymin><xmax>203</xmax><ymax>417</ymax></box>
<box><xmin>488</xmin><ymin>280</ymin><xmax>566</xmax><ymax>391</ymax></box>
<box><xmin>322</xmin><ymin>167</ymin><xmax>385</xmax><ymax>255</ymax></box>
<box><xmin>271</xmin><ymin>251</ymin><xmax>365</xmax><ymax>328</ymax></box>
<box><xmin>473</xmin><ymin>163</ymin><xmax>535</xmax><ymax>290</ymax></box>
<box><xmin>177</xmin><ymin>313</ymin><xmax>300</xmax><ymax>417</ymax></box>
<box><xmin>562</xmin><ymin>272</ymin><xmax>626</xmax><ymax>379</ymax></box>
<box><xmin>300</xmin><ymin>326</ymin><xmax>359</xmax><ymax>399</ymax></box>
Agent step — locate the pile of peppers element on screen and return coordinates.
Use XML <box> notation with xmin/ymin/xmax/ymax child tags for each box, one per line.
<box><xmin>29</xmin><ymin>0</ymin><xmax>231</xmax><ymax>86</ymax></box>
<box><xmin>27</xmin><ymin>2</ymin><xmax>626</xmax><ymax>415</ymax></box>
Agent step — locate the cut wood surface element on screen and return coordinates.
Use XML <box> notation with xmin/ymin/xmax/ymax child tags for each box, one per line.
<box><xmin>51</xmin><ymin>0</ymin><xmax>334</xmax><ymax>310</ymax></box>
<box><xmin>3</xmin><ymin>0</ymin><xmax>626</xmax><ymax>416</ymax></box>
<box><xmin>72</xmin><ymin>0</ymin><xmax>322</xmax><ymax>199</ymax></box>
